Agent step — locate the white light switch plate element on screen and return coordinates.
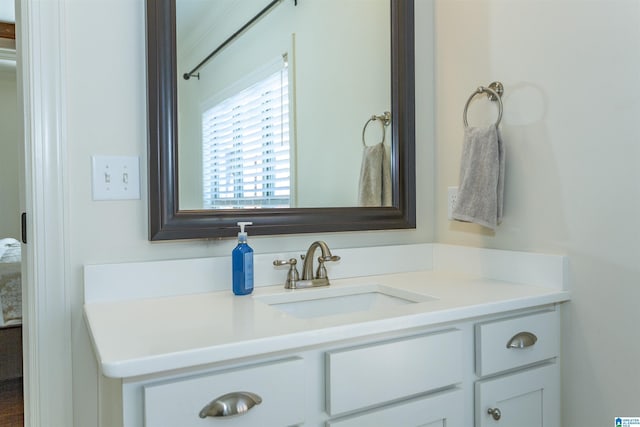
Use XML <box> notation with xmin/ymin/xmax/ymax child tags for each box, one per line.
<box><xmin>92</xmin><ymin>155</ymin><xmax>140</xmax><ymax>200</ymax></box>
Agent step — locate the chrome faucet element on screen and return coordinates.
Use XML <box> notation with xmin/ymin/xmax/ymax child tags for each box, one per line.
<box><xmin>273</xmin><ymin>241</ymin><xmax>340</xmax><ymax>289</ymax></box>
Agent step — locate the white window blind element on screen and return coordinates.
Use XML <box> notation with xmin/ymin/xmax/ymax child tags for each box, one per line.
<box><xmin>202</xmin><ymin>61</ymin><xmax>290</xmax><ymax>209</ymax></box>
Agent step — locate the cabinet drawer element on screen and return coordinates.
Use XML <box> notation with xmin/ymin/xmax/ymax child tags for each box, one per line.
<box><xmin>475</xmin><ymin>309</ymin><xmax>559</xmax><ymax>377</ymax></box>
<box><xmin>143</xmin><ymin>357</ymin><xmax>304</xmax><ymax>427</ymax></box>
<box><xmin>327</xmin><ymin>388</ymin><xmax>464</xmax><ymax>427</ymax></box>
<box><xmin>326</xmin><ymin>329</ymin><xmax>463</xmax><ymax>416</ymax></box>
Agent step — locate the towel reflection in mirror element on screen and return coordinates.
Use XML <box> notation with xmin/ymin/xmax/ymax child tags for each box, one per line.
<box><xmin>358</xmin><ymin>113</ymin><xmax>392</xmax><ymax>207</ymax></box>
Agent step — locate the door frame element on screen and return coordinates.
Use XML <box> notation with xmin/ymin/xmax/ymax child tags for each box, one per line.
<box><xmin>17</xmin><ymin>0</ymin><xmax>73</xmax><ymax>425</ymax></box>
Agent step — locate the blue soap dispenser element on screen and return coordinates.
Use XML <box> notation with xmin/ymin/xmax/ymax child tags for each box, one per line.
<box><xmin>232</xmin><ymin>221</ymin><xmax>254</xmax><ymax>295</ymax></box>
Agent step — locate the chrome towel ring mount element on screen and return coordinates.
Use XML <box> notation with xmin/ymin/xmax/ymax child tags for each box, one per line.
<box><xmin>362</xmin><ymin>111</ymin><xmax>391</xmax><ymax>147</ymax></box>
<box><xmin>463</xmin><ymin>81</ymin><xmax>504</xmax><ymax>128</ymax></box>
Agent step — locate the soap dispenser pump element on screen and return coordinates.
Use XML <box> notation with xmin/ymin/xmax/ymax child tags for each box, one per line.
<box><xmin>232</xmin><ymin>222</ymin><xmax>254</xmax><ymax>295</ymax></box>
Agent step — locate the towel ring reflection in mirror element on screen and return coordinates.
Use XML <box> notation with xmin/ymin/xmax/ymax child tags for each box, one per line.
<box><xmin>463</xmin><ymin>81</ymin><xmax>504</xmax><ymax>128</ymax></box>
<box><xmin>362</xmin><ymin>111</ymin><xmax>391</xmax><ymax>147</ymax></box>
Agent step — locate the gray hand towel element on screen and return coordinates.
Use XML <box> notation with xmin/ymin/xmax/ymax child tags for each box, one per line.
<box><xmin>452</xmin><ymin>124</ymin><xmax>505</xmax><ymax>229</ymax></box>
<box><xmin>358</xmin><ymin>142</ymin><xmax>392</xmax><ymax>207</ymax></box>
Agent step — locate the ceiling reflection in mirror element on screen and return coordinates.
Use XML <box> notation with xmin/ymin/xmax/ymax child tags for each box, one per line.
<box><xmin>176</xmin><ymin>0</ymin><xmax>391</xmax><ymax>210</ymax></box>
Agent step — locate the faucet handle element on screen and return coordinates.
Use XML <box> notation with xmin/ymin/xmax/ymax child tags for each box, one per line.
<box><xmin>274</xmin><ymin>258</ymin><xmax>297</xmax><ymax>267</ymax></box>
<box><xmin>273</xmin><ymin>258</ymin><xmax>300</xmax><ymax>289</ymax></box>
<box><xmin>300</xmin><ymin>253</ymin><xmax>339</xmax><ymax>262</ymax></box>
<box><xmin>315</xmin><ymin>254</ymin><xmax>340</xmax><ymax>279</ymax></box>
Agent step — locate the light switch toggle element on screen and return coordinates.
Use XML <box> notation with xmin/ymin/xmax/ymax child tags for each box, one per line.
<box><xmin>92</xmin><ymin>155</ymin><xmax>140</xmax><ymax>200</ymax></box>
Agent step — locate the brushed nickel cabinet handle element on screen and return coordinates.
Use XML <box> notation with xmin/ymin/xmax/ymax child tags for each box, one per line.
<box><xmin>487</xmin><ymin>407</ymin><xmax>502</xmax><ymax>420</ymax></box>
<box><xmin>199</xmin><ymin>391</ymin><xmax>262</xmax><ymax>418</ymax></box>
<box><xmin>507</xmin><ymin>331</ymin><xmax>537</xmax><ymax>349</ymax></box>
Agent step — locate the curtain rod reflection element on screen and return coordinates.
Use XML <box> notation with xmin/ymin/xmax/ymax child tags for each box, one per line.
<box><xmin>183</xmin><ymin>0</ymin><xmax>294</xmax><ymax>80</ymax></box>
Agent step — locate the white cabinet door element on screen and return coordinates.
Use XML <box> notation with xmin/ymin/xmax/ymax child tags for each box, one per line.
<box><xmin>327</xmin><ymin>388</ymin><xmax>464</xmax><ymax>427</ymax></box>
<box><xmin>475</xmin><ymin>363</ymin><xmax>560</xmax><ymax>427</ymax></box>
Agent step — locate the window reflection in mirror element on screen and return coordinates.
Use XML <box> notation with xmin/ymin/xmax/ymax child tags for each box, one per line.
<box><xmin>199</xmin><ymin>55</ymin><xmax>291</xmax><ymax>209</ymax></box>
<box><xmin>176</xmin><ymin>0</ymin><xmax>391</xmax><ymax>210</ymax></box>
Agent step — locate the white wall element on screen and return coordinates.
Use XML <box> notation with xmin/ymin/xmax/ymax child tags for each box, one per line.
<box><xmin>61</xmin><ymin>0</ymin><xmax>434</xmax><ymax>425</ymax></box>
<box><xmin>434</xmin><ymin>0</ymin><xmax>640</xmax><ymax>425</ymax></box>
<box><xmin>0</xmin><ymin>66</ymin><xmax>20</xmax><ymax>239</ymax></box>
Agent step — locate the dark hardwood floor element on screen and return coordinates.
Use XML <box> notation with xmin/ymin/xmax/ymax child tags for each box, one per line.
<box><xmin>0</xmin><ymin>378</ymin><xmax>23</xmax><ymax>427</ymax></box>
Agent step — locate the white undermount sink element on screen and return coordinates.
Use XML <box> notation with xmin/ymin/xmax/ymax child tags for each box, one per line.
<box><xmin>255</xmin><ymin>284</ymin><xmax>437</xmax><ymax>319</ymax></box>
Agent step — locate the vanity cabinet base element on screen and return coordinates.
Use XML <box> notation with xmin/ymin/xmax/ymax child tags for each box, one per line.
<box><xmin>120</xmin><ymin>305</ymin><xmax>562</xmax><ymax>427</ymax></box>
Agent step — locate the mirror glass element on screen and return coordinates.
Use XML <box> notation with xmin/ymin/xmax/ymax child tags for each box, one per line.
<box><xmin>176</xmin><ymin>0</ymin><xmax>391</xmax><ymax>210</ymax></box>
<box><xmin>146</xmin><ymin>0</ymin><xmax>415</xmax><ymax>240</ymax></box>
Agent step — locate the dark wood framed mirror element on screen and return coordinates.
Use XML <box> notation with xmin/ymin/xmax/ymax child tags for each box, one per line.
<box><xmin>146</xmin><ymin>0</ymin><xmax>415</xmax><ymax>240</ymax></box>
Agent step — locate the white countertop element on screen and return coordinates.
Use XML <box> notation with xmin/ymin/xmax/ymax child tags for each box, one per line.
<box><xmin>84</xmin><ymin>270</ymin><xmax>570</xmax><ymax>379</ymax></box>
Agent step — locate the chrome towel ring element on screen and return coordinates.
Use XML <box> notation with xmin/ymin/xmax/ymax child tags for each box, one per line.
<box><xmin>362</xmin><ymin>111</ymin><xmax>391</xmax><ymax>147</ymax></box>
<box><xmin>463</xmin><ymin>81</ymin><xmax>504</xmax><ymax>128</ymax></box>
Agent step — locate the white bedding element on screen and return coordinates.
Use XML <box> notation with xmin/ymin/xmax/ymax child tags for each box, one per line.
<box><xmin>0</xmin><ymin>238</ymin><xmax>22</xmax><ymax>326</ymax></box>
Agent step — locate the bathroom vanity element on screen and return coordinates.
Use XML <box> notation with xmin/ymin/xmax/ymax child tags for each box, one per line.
<box><xmin>84</xmin><ymin>244</ymin><xmax>569</xmax><ymax>426</ymax></box>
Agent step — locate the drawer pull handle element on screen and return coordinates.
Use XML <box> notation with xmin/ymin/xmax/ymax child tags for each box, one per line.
<box><xmin>507</xmin><ymin>331</ymin><xmax>538</xmax><ymax>349</ymax></box>
<box><xmin>199</xmin><ymin>391</ymin><xmax>262</xmax><ymax>418</ymax></box>
<box><xmin>487</xmin><ymin>407</ymin><xmax>502</xmax><ymax>420</ymax></box>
